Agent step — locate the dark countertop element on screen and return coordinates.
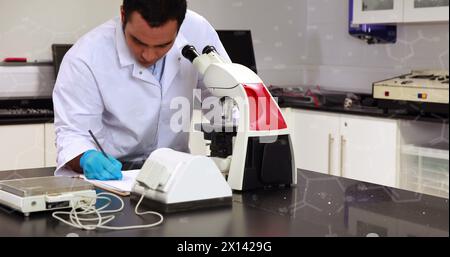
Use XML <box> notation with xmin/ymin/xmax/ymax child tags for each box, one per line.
<box><xmin>0</xmin><ymin>62</ymin><xmax>53</xmax><ymax>67</ymax></box>
<box><xmin>0</xmin><ymin>117</ymin><xmax>53</xmax><ymax>126</ymax></box>
<box><xmin>1</xmin><ymin>88</ymin><xmax>447</xmax><ymax>126</ymax></box>
<box><xmin>279</xmin><ymin>100</ymin><xmax>448</xmax><ymax>124</ymax></box>
<box><xmin>0</xmin><ymin>98</ymin><xmax>54</xmax><ymax>125</ymax></box>
<box><xmin>1</xmin><ymin>105</ymin><xmax>446</xmax><ymax>126</ymax></box>
<box><xmin>270</xmin><ymin>86</ymin><xmax>448</xmax><ymax>124</ymax></box>
<box><xmin>0</xmin><ymin>167</ymin><xmax>447</xmax><ymax>237</ymax></box>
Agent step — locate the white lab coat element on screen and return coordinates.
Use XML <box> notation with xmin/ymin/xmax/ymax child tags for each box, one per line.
<box><xmin>53</xmin><ymin>10</ymin><xmax>230</xmax><ymax>176</ymax></box>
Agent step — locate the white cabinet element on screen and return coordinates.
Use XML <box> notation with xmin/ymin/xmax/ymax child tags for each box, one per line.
<box><xmin>290</xmin><ymin>109</ymin><xmax>340</xmax><ymax>176</ymax></box>
<box><xmin>44</xmin><ymin>123</ymin><xmax>57</xmax><ymax>167</ymax></box>
<box><xmin>0</xmin><ymin>124</ymin><xmax>45</xmax><ymax>171</ymax></box>
<box><xmin>353</xmin><ymin>0</ymin><xmax>449</xmax><ymax>24</ymax></box>
<box><xmin>340</xmin><ymin>116</ymin><xmax>399</xmax><ymax>187</ymax></box>
<box><xmin>353</xmin><ymin>0</ymin><xmax>404</xmax><ymax>24</ymax></box>
<box><xmin>404</xmin><ymin>0</ymin><xmax>450</xmax><ymax>23</ymax></box>
<box><xmin>0</xmin><ymin>123</ymin><xmax>57</xmax><ymax>172</ymax></box>
<box><xmin>287</xmin><ymin>108</ymin><xmax>399</xmax><ymax>187</ymax></box>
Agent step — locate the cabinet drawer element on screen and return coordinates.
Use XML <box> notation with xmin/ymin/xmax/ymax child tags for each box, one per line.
<box><xmin>340</xmin><ymin>116</ymin><xmax>398</xmax><ymax>187</ymax></box>
<box><xmin>0</xmin><ymin>124</ymin><xmax>45</xmax><ymax>171</ymax></box>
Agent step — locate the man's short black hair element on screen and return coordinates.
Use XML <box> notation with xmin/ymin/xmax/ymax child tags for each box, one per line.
<box><xmin>123</xmin><ymin>0</ymin><xmax>187</xmax><ymax>29</ymax></box>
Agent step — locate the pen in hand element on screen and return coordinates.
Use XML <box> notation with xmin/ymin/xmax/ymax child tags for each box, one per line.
<box><xmin>88</xmin><ymin>130</ymin><xmax>109</xmax><ymax>160</ymax></box>
<box><xmin>86</xmin><ymin>130</ymin><xmax>123</xmax><ymax>181</ymax></box>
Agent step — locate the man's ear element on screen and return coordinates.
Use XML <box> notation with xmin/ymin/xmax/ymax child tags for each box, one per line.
<box><xmin>120</xmin><ymin>5</ymin><xmax>125</xmax><ymax>23</ymax></box>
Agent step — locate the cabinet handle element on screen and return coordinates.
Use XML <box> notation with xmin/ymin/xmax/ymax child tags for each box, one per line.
<box><xmin>340</xmin><ymin>136</ymin><xmax>347</xmax><ymax>177</ymax></box>
<box><xmin>328</xmin><ymin>134</ymin><xmax>334</xmax><ymax>175</ymax></box>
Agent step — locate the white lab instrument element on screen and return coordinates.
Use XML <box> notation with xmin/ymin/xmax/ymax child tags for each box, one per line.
<box><xmin>0</xmin><ymin>176</ymin><xmax>163</xmax><ymax>231</ymax></box>
<box><xmin>182</xmin><ymin>45</ymin><xmax>297</xmax><ymax>191</ymax></box>
<box><xmin>373</xmin><ymin>70</ymin><xmax>449</xmax><ymax>104</ymax></box>
<box><xmin>0</xmin><ymin>176</ymin><xmax>97</xmax><ymax>217</ymax></box>
<box><xmin>373</xmin><ymin>70</ymin><xmax>449</xmax><ymax>116</ymax></box>
<box><xmin>131</xmin><ymin>148</ymin><xmax>232</xmax><ymax>213</ymax></box>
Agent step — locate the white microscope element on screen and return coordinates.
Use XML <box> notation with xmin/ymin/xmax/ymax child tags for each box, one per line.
<box><xmin>182</xmin><ymin>45</ymin><xmax>297</xmax><ymax>191</ymax></box>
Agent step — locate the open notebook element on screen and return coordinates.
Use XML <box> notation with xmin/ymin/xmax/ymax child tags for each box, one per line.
<box><xmin>81</xmin><ymin>169</ymin><xmax>140</xmax><ymax>196</ymax></box>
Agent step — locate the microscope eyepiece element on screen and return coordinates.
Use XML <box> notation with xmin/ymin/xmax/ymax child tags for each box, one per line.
<box><xmin>202</xmin><ymin>45</ymin><xmax>218</xmax><ymax>55</ymax></box>
<box><xmin>182</xmin><ymin>45</ymin><xmax>200</xmax><ymax>63</ymax></box>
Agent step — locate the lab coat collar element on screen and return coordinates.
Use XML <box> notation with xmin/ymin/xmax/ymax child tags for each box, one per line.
<box><xmin>161</xmin><ymin>33</ymin><xmax>188</xmax><ymax>96</ymax></box>
<box><xmin>115</xmin><ymin>18</ymin><xmax>164</xmax><ymax>85</ymax></box>
<box><xmin>115</xmin><ymin>17</ymin><xmax>135</xmax><ymax>68</ymax></box>
<box><xmin>115</xmin><ymin>17</ymin><xmax>187</xmax><ymax>90</ymax></box>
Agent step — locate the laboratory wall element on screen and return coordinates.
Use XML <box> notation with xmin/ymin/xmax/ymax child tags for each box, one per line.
<box><xmin>0</xmin><ymin>0</ymin><xmax>448</xmax><ymax>93</ymax></box>
<box><xmin>0</xmin><ymin>0</ymin><xmax>122</xmax><ymax>62</ymax></box>
<box><xmin>188</xmin><ymin>0</ymin><xmax>449</xmax><ymax>93</ymax></box>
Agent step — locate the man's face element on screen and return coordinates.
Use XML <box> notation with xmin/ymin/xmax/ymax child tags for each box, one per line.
<box><xmin>122</xmin><ymin>10</ymin><xmax>178</xmax><ymax>68</ymax></box>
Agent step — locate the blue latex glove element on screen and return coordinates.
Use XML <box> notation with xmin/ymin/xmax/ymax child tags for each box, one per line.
<box><xmin>80</xmin><ymin>150</ymin><xmax>123</xmax><ymax>181</ymax></box>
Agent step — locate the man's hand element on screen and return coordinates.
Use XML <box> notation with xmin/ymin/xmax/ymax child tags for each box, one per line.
<box><xmin>80</xmin><ymin>150</ymin><xmax>123</xmax><ymax>180</ymax></box>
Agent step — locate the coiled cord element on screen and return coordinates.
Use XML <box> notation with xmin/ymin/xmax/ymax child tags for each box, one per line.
<box><xmin>52</xmin><ymin>191</ymin><xmax>163</xmax><ymax>231</ymax></box>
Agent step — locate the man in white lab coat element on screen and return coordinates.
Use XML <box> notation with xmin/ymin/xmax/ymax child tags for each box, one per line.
<box><xmin>53</xmin><ymin>0</ymin><xmax>229</xmax><ymax>180</ymax></box>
